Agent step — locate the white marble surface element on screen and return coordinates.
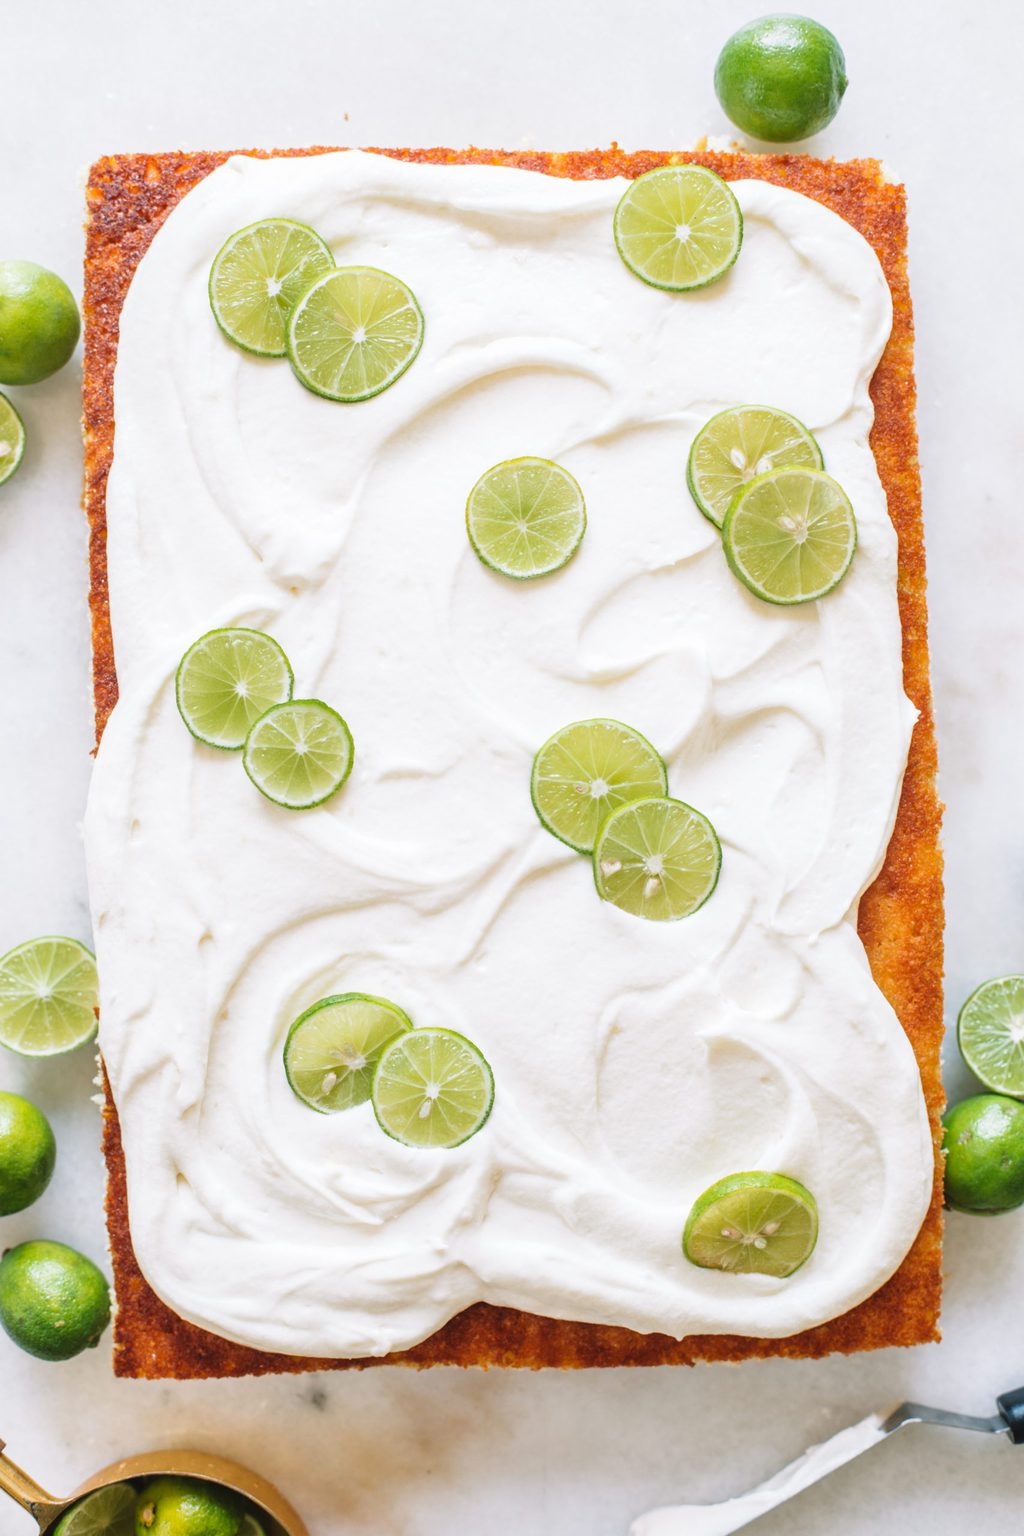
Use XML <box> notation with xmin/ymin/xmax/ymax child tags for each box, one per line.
<box><xmin>1</xmin><ymin>0</ymin><xmax>1023</xmax><ymax>1531</ymax></box>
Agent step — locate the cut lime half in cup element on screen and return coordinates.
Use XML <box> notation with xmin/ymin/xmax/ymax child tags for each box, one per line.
<box><xmin>958</xmin><ymin>976</ymin><xmax>1024</xmax><ymax>1097</ymax></box>
<box><xmin>0</xmin><ymin>392</ymin><xmax>26</xmax><ymax>487</ymax></box>
<box><xmin>243</xmin><ymin>699</ymin><xmax>354</xmax><ymax>810</ymax></box>
<box><xmin>372</xmin><ymin>1028</ymin><xmax>495</xmax><ymax>1149</ymax></box>
<box><xmin>593</xmin><ymin>796</ymin><xmax>721</xmax><ymax>922</ymax></box>
<box><xmin>683</xmin><ymin>1171</ymin><xmax>819</xmax><ymax>1277</ymax></box>
<box><xmin>209</xmin><ymin>218</ymin><xmax>333</xmax><ymax>357</ymax></box>
<box><xmin>466</xmin><ymin>457</ymin><xmax>586</xmax><ymax>579</ymax></box>
<box><xmin>53</xmin><ymin>1483</ymin><xmax>136</xmax><ymax>1536</ymax></box>
<box><xmin>176</xmin><ymin>628</ymin><xmax>294</xmax><ymax>750</ymax></box>
<box><xmin>287</xmin><ymin>265</ymin><xmax>424</xmax><ymax>402</ymax></box>
<box><xmin>614</xmin><ymin>165</ymin><xmax>743</xmax><ymax>292</ymax></box>
<box><xmin>531</xmin><ymin>718</ymin><xmax>667</xmax><ymax>853</ymax></box>
<box><xmin>285</xmin><ymin>993</ymin><xmax>413</xmax><ymax>1113</ymax></box>
<box><xmin>0</xmin><ymin>936</ymin><xmax>98</xmax><ymax>1057</ymax></box>
<box><xmin>722</xmin><ymin>465</ymin><xmax>857</xmax><ymax>605</ymax></box>
<box><xmin>687</xmin><ymin>405</ymin><xmax>822</xmax><ymax>528</ymax></box>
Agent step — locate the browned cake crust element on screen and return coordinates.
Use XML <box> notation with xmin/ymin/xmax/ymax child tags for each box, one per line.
<box><xmin>83</xmin><ymin>146</ymin><xmax>944</xmax><ymax>1379</ymax></box>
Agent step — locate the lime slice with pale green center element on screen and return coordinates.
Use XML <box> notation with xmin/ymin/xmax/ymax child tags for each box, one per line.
<box><xmin>687</xmin><ymin>405</ymin><xmax>822</xmax><ymax>528</ymax></box>
<box><xmin>53</xmin><ymin>1483</ymin><xmax>136</xmax><ymax>1536</ymax></box>
<box><xmin>466</xmin><ymin>457</ymin><xmax>586</xmax><ymax>579</ymax></box>
<box><xmin>0</xmin><ymin>392</ymin><xmax>26</xmax><ymax>487</ymax></box>
<box><xmin>287</xmin><ymin>265</ymin><xmax>423</xmax><ymax>403</ymax></box>
<box><xmin>243</xmin><ymin>699</ymin><xmax>354</xmax><ymax>810</ymax></box>
<box><xmin>958</xmin><ymin>977</ymin><xmax>1024</xmax><ymax>1098</ymax></box>
<box><xmin>593</xmin><ymin>796</ymin><xmax>720</xmax><ymax>922</ymax></box>
<box><xmin>614</xmin><ymin>166</ymin><xmax>743</xmax><ymax>292</ymax></box>
<box><xmin>531</xmin><ymin>718</ymin><xmax>667</xmax><ymax>853</ymax></box>
<box><xmin>723</xmin><ymin>466</ymin><xmax>856</xmax><ymax>605</ymax></box>
<box><xmin>683</xmin><ymin>1172</ymin><xmax>819</xmax><ymax>1276</ymax></box>
<box><xmin>0</xmin><ymin>937</ymin><xmax>98</xmax><ymax>1057</ymax></box>
<box><xmin>176</xmin><ymin>628</ymin><xmax>294</xmax><ymax>750</ymax></box>
<box><xmin>372</xmin><ymin>1028</ymin><xmax>494</xmax><ymax>1149</ymax></box>
<box><xmin>284</xmin><ymin>993</ymin><xmax>413</xmax><ymax>1113</ymax></box>
<box><xmin>209</xmin><ymin>218</ymin><xmax>333</xmax><ymax>357</ymax></box>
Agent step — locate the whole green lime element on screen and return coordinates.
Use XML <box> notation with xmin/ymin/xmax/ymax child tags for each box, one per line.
<box><xmin>943</xmin><ymin>1093</ymin><xmax>1024</xmax><ymax>1214</ymax></box>
<box><xmin>135</xmin><ymin>1478</ymin><xmax>244</xmax><ymax>1536</ymax></box>
<box><xmin>0</xmin><ymin>261</ymin><xmax>81</xmax><ymax>385</ymax></box>
<box><xmin>714</xmin><ymin>14</ymin><xmax>848</xmax><ymax>142</ymax></box>
<box><xmin>0</xmin><ymin>1239</ymin><xmax>110</xmax><ymax>1360</ymax></box>
<box><xmin>0</xmin><ymin>1090</ymin><xmax>56</xmax><ymax>1214</ymax></box>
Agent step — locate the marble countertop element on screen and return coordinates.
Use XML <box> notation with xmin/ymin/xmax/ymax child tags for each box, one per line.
<box><xmin>2</xmin><ymin>1</ymin><xmax>1023</xmax><ymax>1532</ymax></box>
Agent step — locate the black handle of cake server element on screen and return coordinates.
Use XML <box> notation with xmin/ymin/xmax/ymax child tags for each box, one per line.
<box><xmin>997</xmin><ymin>1387</ymin><xmax>1024</xmax><ymax>1444</ymax></box>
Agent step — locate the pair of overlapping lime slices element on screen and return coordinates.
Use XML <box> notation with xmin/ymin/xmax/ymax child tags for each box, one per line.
<box><xmin>531</xmin><ymin>718</ymin><xmax>721</xmax><ymax>923</ymax></box>
<box><xmin>209</xmin><ymin>218</ymin><xmax>423</xmax><ymax>402</ymax></box>
<box><xmin>175</xmin><ymin>629</ymin><xmax>354</xmax><ymax>810</ymax></box>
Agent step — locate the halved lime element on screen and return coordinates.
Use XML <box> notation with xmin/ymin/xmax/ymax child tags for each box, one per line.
<box><xmin>0</xmin><ymin>392</ymin><xmax>26</xmax><ymax>487</ymax></box>
<box><xmin>687</xmin><ymin>405</ymin><xmax>822</xmax><ymax>528</ymax></box>
<box><xmin>466</xmin><ymin>457</ymin><xmax>586</xmax><ymax>580</ymax></box>
<box><xmin>209</xmin><ymin>218</ymin><xmax>333</xmax><ymax>357</ymax></box>
<box><xmin>614</xmin><ymin>166</ymin><xmax>743</xmax><ymax>292</ymax></box>
<box><xmin>723</xmin><ymin>466</ymin><xmax>856</xmax><ymax>605</ymax></box>
<box><xmin>53</xmin><ymin>1483</ymin><xmax>136</xmax><ymax>1536</ymax></box>
<box><xmin>683</xmin><ymin>1171</ymin><xmax>819</xmax><ymax>1276</ymax></box>
<box><xmin>531</xmin><ymin>718</ymin><xmax>668</xmax><ymax>853</ymax></box>
<box><xmin>284</xmin><ymin>993</ymin><xmax>413</xmax><ymax>1113</ymax></box>
<box><xmin>958</xmin><ymin>977</ymin><xmax>1024</xmax><ymax>1098</ymax></box>
<box><xmin>176</xmin><ymin>628</ymin><xmax>294</xmax><ymax>750</ymax></box>
<box><xmin>593</xmin><ymin>797</ymin><xmax>720</xmax><ymax>922</ymax></box>
<box><xmin>287</xmin><ymin>266</ymin><xmax>424</xmax><ymax>403</ymax></box>
<box><xmin>0</xmin><ymin>937</ymin><xmax>98</xmax><ymax>1057</ymax></box>
<box><xmin>372</xmin><ymin>1028</ymin><xmax>494</xmax><ymax>1149</ymax></box>
<box><xmin>243</xmin><ymin>699</ymin><xmax>354</xmax><ymax>810</ymax></box>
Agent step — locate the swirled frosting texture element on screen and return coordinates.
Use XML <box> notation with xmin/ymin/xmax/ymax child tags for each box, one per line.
<box><xmin>85</xmin><ymin>151</ymin><xmax>932</xmax><ymax>1357</ymax></box>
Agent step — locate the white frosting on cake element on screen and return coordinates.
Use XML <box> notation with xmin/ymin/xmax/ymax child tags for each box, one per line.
<box><xmin>85</xmin><ymin>150</ymin><xmax>933</xmax><ymax>1357</ymax></box>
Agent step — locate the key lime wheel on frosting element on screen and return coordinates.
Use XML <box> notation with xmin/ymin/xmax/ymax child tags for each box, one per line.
<box><xmin>614</xmin><ymin>165</ymin><xmax>743</xmax><ymax>292</ymax></box>
<box><xmin>593</xmin><ymin>797</ymin><xmax>721</xmax><ymax>922</ymax></box>
<box><xmin>531</xmin><ymin>718</ymin><xmax>668</xmax><ymax>853</ymax></box>
<box><xmin>466</xmin><ymin>457</ymin><xmax>586</xmax><ymax>579</ymax></box>
<box><xmin>285</xmin><ymin>993</ymin><xmax>413</xmax><ymax>1113</ymax></box>
<box><xmin>372</xmin><ymin>1028</ymin><xmax>495</xmax><ymax>1149</ymax></box>
<box><xmin>722</xmin><ymin>465</ymin><xmax>856</xmax><ymax>604</ymax></box>
<box><xmin>683</xmin><ymin>1172</ymin><xmax>819</xmax><ymax>1277</ymax></box>
<box><xmin>243</xmin><ymin>699</ymin><xmax>354</xmax><ymax>810</ymax></box>
<box><xmin>176</xmin><ymin>628</ymin><xmax>294</xmax><ymax>750</ymax></box>
<box><xmin>287</xmin><ymin>265</ymin><xmax>424</xmax><ymax>402</ymax></box>
<box><xmin>209</xmin><ymin>218</ymin><xmax>333</xmax><ymax>357</ymax></box>
<box><xmin>687</xmin><ymin>405</ymin><xmax>822</xmax><ymax>528</ymax></box>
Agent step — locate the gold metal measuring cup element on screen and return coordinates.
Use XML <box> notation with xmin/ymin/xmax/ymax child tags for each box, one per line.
<box><xmin>0</xmin><ymin>1441</ymin><xmax>309</xmax><ymax>1535</ymax></box>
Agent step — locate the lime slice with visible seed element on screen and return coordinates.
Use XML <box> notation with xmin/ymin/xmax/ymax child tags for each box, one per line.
<box><xmin>176</xmin><ymin>628</ymin><xmax>294</xmax><ymax>751</ymax></box>
<box><xmin>958</xmin><ymin>977</ymin><xmax>1024</xmax><ymax>1098</ymax></box>
<box><xmin>287</xmin><ymin>266</ymin><xmax>424</xmax><ymax>403</ymax></box>
<box><xmin>53</xmin><ymin>1483</ymin><xmax>136</xmax><ymax>1536</ymax></box>
<box><xmin>614</xmin><ymin>166</ymin><xmax>743</xmax><ymax>292</ymax></box>
<box><xmin>466</xmin><ymin>457</ymin><xmax>586</xmax><ymax>579</ymax></box>
<box><xmin>593</xmin><ymin>796</ymin><xmax>720</xmax><ymax>922</ymax></box>
<box><xmin>531</xmin><ymin>718</ymin><xmax>668</xmax><ymax>853</ymax></box>
<box><xmin>243</xmin><ymin>699</ymin><xmax>354</xmax><ymax>810</ymax></box>
<box><xmin>687</xmin><ymin>405</ymin><xmax>823</xmax><ymax>528</ymax></box>
<box><xmin>0</xmin><ymin>937</ymin><xmax>98</xmax><ymax>1058</ymax></box>
<box><xmin>372</xmin><ymin>1028</ymin><xmax>494</xmax><ymax>1149</ymax></box>
<box><xmin>0</xmin><ymin>392</ymin><xmax>26</xmax><ymax>488</ymax></box>
<box><xmin>284</xmin><ymin>993</ymin><xmax>413</xmax><ymax>1113</ymax></box>
<box><xmin>723</xmin><ymin>466</ymin><xmax>856</xmax><ymax>605</ymax></box>
<box><xmin>683</xmin><ymin>1171</ymin><xmax>818</xmax><ymax>1276</ymax></box>
<box><xmin>209</xmin><ymin>218</ymin><xmax>333</xmax><ymax>357</ymax></box>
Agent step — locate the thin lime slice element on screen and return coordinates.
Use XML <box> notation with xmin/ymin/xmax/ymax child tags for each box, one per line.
<box><xmin>723</xmin><ymin>466</ymin><xmax>857</xmax><ymax>605</ymax></box>
<box><xmin>958</xmin><ymin>977</ymin><xmax>1024</xmax><ymax>1098</ymax></box>
<box><xmin>176</xmin><ymin>628</ymin><xmax>294</xmax><ymax>751</ymax></box>
<box><xmin>284</xmin><ymin>993</ymin><xmax>413</xmax><ymax>1113</ymax></box>
<box><xmin>209</xmin><ymin>218</ymin><xmax>333</xmax><ymax>357</ymax></box>
<box><xmin>0</xmin><ymin>392</ymin><xmax>26</xmax><ymax>488</ymax></box>
<box><xmin>53</xmin><ymin>1483</ymin><xmax>136</xmax><ymax>1536</ymax></box>
<box><xmin>372</xmin><ymin>1028</ymin><xmax>494</xmax><ymax>1149</ymax></box>
<box><xmin>614</xmin><ymin>166</ymin><xmax>743</xmax><ymax>292</ymax></box>
<box><xmin>687</xmin><ymin>405</ymin><xmax>823</xmax><ymax>528</ymax></box>
<box><xmin>683</xmin><ymin>1172</ymin><xmax>819</xmax><ymax>1277</ymax></box>
<box><xmin>466</xmin><ymin>457</ymin><xmax>586</xmax><ymax>579</ymax></box>
<box><xmin>287</xmin><ymin>266</ymin><xmax>424</xmax><ymax>403</ymax></box>
<box><xmin>243</xmin><ymin>699</ymin><xmax>354</xmax><ymax>810</ymax></box>
<box><xmin>593</xmin><ymin>796</ymin><xmax>721</xmax><ymax>922</ymax></box>
<box><xmin>531</xmin><ymin>718</ymin><xmax>668</xmax><ymax>853</ymax></box>
<box><xmin>0</xmin><ymin>937</ymin><xmax>98</xmax><ymax>1058</ymax></box>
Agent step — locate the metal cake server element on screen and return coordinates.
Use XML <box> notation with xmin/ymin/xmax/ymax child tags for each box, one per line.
<box><xmin>630</xmin><ymin>1386</ymin><xmax>1024</xmax><ymax>1536</ymax></box>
